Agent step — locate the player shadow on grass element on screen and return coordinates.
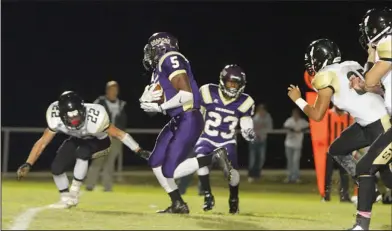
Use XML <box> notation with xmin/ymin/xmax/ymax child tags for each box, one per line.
<box><xmin>79</xmin><ymin>209</ymin><xmax>266</xmax><ymax>230</ymax></box>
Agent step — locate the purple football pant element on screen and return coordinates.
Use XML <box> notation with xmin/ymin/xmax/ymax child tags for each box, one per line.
<box><xmin>194</xmin><ymin>139</ymin><xmax>238</xmax><ymax>169</ymax></box>
<box><xmin>149</xmin><ymin>110</ymin><xmax>204</xmax><ymax>178</ymax></box>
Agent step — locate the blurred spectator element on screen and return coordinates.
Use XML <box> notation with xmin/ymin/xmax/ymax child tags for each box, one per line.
<box><xmin>248</xmin><ymin>104</ymin><xmax>273</xmax><ymax>183</ymax></box>
<box><xmin>85</xmin><ymin>81</ymin><xmax>127</xmax><ymax>192</ymax></box>
<box><xmin>283</xmin><ymin>108</ymin><xmax>309</xmax><ymax>183</ymax></box>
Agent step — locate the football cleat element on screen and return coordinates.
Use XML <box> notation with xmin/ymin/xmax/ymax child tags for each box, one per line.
<box><xmin>157</xmin><ymin>201</ymin><xmax>190</xmax><ymax>214</ymax></box>
<box><xmin>348</xmin><ymin>214</ymin><xmax>370</xmax><ymax>230</ymax></box>
<box><xmin>48</xmin><ymin>194</ymin><xmax>75</xmax><ymax>209</ymax></box>
<box><xmin>203</xmin><ymin>194</ymin><xmax>215</xmax><ymax>211</ymax></box>
<box><xmin>229</xmin><ymin>198</ymin><xmax>239</xmax><ymax>214</ymax></box>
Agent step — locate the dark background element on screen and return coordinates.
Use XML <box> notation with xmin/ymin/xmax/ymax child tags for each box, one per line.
<box><xmin>1</xmin><ymin>1</ymin><xmax>383</xmax><ymax>171</ymax></box>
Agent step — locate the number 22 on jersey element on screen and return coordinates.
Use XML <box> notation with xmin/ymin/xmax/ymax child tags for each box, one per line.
<box><xmin>204</xmin><ymin>111</ymin><xmax>238</xmax><ymax>139</ymax></box>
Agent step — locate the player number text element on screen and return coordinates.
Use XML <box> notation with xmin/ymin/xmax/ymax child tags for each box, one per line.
<box><xmin>205</xmin><ymin>111</ymin><xmax>238</xmax><ymax>139</ymax></box>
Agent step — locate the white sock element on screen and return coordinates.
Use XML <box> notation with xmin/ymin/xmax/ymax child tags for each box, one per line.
<box><xmin>73</xmin><ymin>158</ymin><xmax>88</xmax><ymax>181</ymax></box>
<box><xmin>173</xmin><ymin>158</ymin><xmax>200</xmax><ymax>179</ymax></box>
<box><xmin>53</xmin><ymin>173</ymin><xmax>69</xmax><ymax>191</ymax></box>
<box><xmin>197</xmin><ymin>166</ymin><xmax>209</xmax><ymax>176</ymax></box>
<box><xmin>152</xmin><ymin>166</ymin><xmax>178</xmax><ymax>193</ymax></box>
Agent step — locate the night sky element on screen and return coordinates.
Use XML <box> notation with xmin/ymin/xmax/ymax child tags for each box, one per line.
<box><xmin>1</xmin><ymin>1</ymin><xmax>384</xmax><ymax>171</ymax></box>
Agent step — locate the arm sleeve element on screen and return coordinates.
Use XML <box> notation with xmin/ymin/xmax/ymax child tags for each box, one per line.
<box><xmin>158</xmin><ymin>52</ymin><xmax>189</xmax><ymax>81</ymax></box>
<box><xmin>240</xmin><ymin>116</ymin><xmax>254</xmax><ymax>130</ymax></box>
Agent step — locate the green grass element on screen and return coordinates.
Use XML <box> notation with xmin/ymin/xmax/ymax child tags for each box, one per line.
<box><xmin>2</xmin><ymin>171</ymin><xmax>391</xmax><ymax>230</ymax></box>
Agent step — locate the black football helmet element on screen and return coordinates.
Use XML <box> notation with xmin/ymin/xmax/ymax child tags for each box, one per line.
<box><xmin>143</xmin><ymin>32</ymin><xmax>179</xmax><ymax>72</ymax></box>
<box><xmin>304</xmin><ymin>39</ymin><xmax>341</xmax><ymax>76</ymax></box>
<box><xmin>219</xmin><ymin>64</ymin><xmax>246</xmax><ymax>99</ymax></box>
<box><xmin>58</xmin><ymin>91</ymin><xmax>86</xmax><ymax>130</ymax></box>
<box><xmin>359</xmin><ymin>8</ymin><xmax>392</xmax><ymax>49</ymax></box>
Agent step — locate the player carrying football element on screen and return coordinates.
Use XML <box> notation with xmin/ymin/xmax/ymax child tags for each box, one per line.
<box><xmin>287</xmin><ymin>38</ymin><xmax>392</xmax><ymax>230</ymax></box>
<box><xmin>139</xmin><ymin>32</ymin><xmax>233</xmax><ymax>214</ymax></box>
<box><xmin>348</xmin><ymin>8</ymin><xmax>392</xmax><ymax>230</ymax></box>
<box><xmin>17</xmin><ymin>91</ymin><xmax>150</xmax><ymax>208</ymax></box>
<box><xmin>195</xmin><ymin>65</ymin><xmax>255</xmax><ymax>213</ymax></box>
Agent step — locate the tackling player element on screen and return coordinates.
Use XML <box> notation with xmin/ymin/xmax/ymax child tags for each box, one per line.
<box><xmin>348</xmin><ymin>8</ymin><xmax>392</xmax><ymax>230</ymax></box>
<box><xmin>195</xmin><ymin>65</ymin><xmax>255</xmax><ymax>213</ymax></box>
<box><xmin>139</xmin><ymin>32</ymin><xmax>232</xmax><ymax>214</ymax></box>
<box><xmin>287</xmin><ymin>39</ymin><xmax>392</xmax><ymax>230</ymax></box>
<box><xmin>17</xmin><ymin>91</ymin><xmax>150</xmax><ymax>208</ymax></box>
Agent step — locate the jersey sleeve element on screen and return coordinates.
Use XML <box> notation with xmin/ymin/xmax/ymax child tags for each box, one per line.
<box><xmin>238</xmin><ymin>95</ymin><xmax>255</xmax><ymax>117</ymax></box>
<box><xmin>45</xmin><ymin>101</ymin><xmax>60</xmax><ymax>132</ymax></box>
<box><xmin>311</xmin><ymin>70</ymin><xmax>338</xmax><ymax>93</ymax></box>
<box><xmin>158</xmin><ymin>51</ymin><xmax>189</xmax><ymax>81</ymax></box>
<box><xmin>199</xmin><ymin>84</ymin><xmax>213</xmax><ymax>106</ymax></box>
<box><xmin>377</xmin><ymin>36</ymin><xmax>392</xmax><ymax>62</ymax></box>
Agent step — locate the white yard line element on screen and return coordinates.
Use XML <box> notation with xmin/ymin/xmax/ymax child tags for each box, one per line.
<box><xmin>8</xmin><ymin>191</ymin><xmax>85</xmax><ymax>230</ymax></box>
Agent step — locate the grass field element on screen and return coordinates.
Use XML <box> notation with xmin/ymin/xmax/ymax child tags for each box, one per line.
<box><xmin>2</xmin><ymin>170</ymin><xmax>391</xmax><ymax>230</ymax></box>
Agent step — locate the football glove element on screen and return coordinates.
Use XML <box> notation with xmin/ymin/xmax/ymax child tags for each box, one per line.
<box><xmin>241</xmin><ymin>128</ymin><xmax>255</xmax><ymax>142</ymax></box>
<box><xmin>17</xmin><ymin>163</ymin><xmax>32</xmax><ymax>180</ymax></box>
<box><xmin>139</xmin><ymin>84</ymin><xmax>163</xmax><ymax>103</ymax></box>
<box><xmin>136</xmin><ymin>148</ymin><xmax>151</xmax><ymax>160</ymax></box>
<box><xmin>140</xmin><ymin>102</ymin><xmax>166</xmax><ymax>114</ymax></box>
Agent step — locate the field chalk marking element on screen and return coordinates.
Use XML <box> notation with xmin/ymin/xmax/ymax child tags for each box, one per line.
<box><xmin>8</xmin><ymin>191</ymin><xmax>85</xmax><ymax>230</ymax></box>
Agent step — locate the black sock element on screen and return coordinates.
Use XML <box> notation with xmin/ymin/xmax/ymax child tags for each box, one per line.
<box><xmin>357</xmin><ymin>175</ymin><xmax>375</xmax><ymax>212</ymax></box>
<box><xmin>197</xmin><ymin>155</ymin><xmax>213</xmax><ymax>168</ymax></box>
<box><xmin>229</xmin><ymin>184</ymin><xmax>239</xmax><ymax>199</ymax></box>
<box><xmin>198</xmin><ymin>174</ymin><xmax>212</xmax><ymax>195</ymax></box>
<box><xmin>59</xmin><ymin>188</ymin><xmax>69</xmax><ymax>193</ymax></box>
<box><xmin>168</xmin><ymin>189</ymin><xmax>184</xmax><ymax>204</ymax></box>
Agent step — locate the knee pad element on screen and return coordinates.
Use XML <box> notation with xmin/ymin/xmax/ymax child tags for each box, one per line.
<box><xmin>51</xmin><ymin>161</ymin><xmax>65</xmax><ymax>176</ymax></box>
<box><xmin>162</xmin><ymin>164</ymin><xmax>175</xmax><ymax>178</ymax></box>
<box><xmin>229</xmin><ymin>169</ymin><xmax>240</xmax><ymax>187</ymax></box>
<box><xmin>197</xmin><ymin>166</ymin><xmax>209</xmax><ymax>176</ymax></box>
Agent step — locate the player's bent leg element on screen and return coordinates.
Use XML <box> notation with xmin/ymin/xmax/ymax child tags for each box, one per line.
<box><xmin>225</xmin><ymin>144</ymin><xmax>240</xmax><ymax>214</ymax></box>
<box><xmin>328</xmin><ymin>123</ymin><xmax>370</xmax><ymax>178</ymax></box>
<box><xmin>50</xmin><ymin>137</ymin><xmax>78</xmax><ymax>209</ymax></box>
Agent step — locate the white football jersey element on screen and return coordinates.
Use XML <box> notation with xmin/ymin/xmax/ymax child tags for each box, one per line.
<box><xmin>46</xmin><ymin>102</ymin><xmax>110</xmax><ymax>140</ymax></box>
<box><xmin>312</xmin><ymin>61</ymin><xmax>388</xmax><ymax>126</ymax></box>
<box><xmin>375</xmin><ymin>35</ymin><xmax>392</xmax><ymax>115</ymax></box>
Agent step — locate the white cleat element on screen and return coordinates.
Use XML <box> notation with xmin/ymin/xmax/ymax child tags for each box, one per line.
<box><xmin>350</xmin><ymin>225</ymin><xmax>365</xmax><ymax>230</ymax></box>
<box><xmin>48</xmin><ymin>196</ymin><xmax>74</xmax><ymax>209</ymax></box>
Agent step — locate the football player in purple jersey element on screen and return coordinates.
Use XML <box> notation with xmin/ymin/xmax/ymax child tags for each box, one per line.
<box><xmin>195</xmin><ymin>65</ymin><xmax>256</xmax><ymax>214</ymax></box>
<box><xmin>139</xmin><ymin>32</ymin><xmax>233</xmax><ymax>214</ymax></box>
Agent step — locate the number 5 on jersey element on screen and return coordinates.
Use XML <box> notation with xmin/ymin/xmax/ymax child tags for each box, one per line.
<box><xmin>170</xmin><ymin>56</ymin><xmax>179</xmax><ymax>68</ymax></box>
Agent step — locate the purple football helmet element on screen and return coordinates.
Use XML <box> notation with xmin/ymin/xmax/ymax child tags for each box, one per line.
<box><xmin>143</xmin><ymin>32</ymin><xmax>179</xmax><ymax>71</ymax></box>
<box><xmin>219</xmin><ymin>64</ymin><xmax>246</xmax><ymax>99</ymax></box>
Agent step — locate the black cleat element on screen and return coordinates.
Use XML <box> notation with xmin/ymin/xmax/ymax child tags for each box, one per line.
<box><xmin>322</xmin><ymin>190</ymin><xmax>331</xmax><ymax>202</ymax></box>
<box><xmin>348</xmin><ymin>214</ymin><xmax>370</xmax><ymax>230</ymax></box>
<box><xmin>156</xmin><ymin>200</ymin><xmax>190</xmax><ymax>214</ymax></box>
<box><xmin>213</xmin><ymin>147</ymin><xmax>233</xmax><ymax>181</ymax></box>
<box><xmin>203</xmin><ymin>194</ymin><xmax>215</xmax><ymax>211</ymax></box>
<box><xmin>340</xmin><ymin>192</ymin><xmax>351</xmax><ymax>203</ymax></box>
<box><xmin>229</xmin><ymin>198</ymin><xmax>239</xmax><ymax>214</ymax></box>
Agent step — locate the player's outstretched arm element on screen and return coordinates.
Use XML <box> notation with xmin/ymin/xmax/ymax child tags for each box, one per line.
<box><xmin>17</xmin><ymin>128</ymin><xmax>56</xmax><ymax>180</ymax></box>
<box><xmin>106</xmin><ymin>124</ymin><xmax>150</xmax><ymax>159</ymax></box>
<box><xmin>288</xmin><ymin>85</ymin><xmax>333</xmax><ymax>122</ymax></box>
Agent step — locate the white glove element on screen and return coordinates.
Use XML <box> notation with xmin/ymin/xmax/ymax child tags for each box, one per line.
<box><xmin>139</xmin><ymin>84</ymin><xmax>163</xmax><ymax>103</ymax></box>
<box><xmin>140</xmin><ymin>102</ymin><xmax>165</xmax><ymax>114</ymax></box>
<box><xmin>241</xmin><ymin>128</ymin><xmax>255</xmax><ymax>142</ymax></box>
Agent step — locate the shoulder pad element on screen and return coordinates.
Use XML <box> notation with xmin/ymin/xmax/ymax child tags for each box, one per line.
<box><xmin>377</xmin><ymin>35</ymin><xmax>392</xmax><ymax>61</ymax></box>
<box><xmin>238</xmin><ymin>95</ymin><xmax>255</xmax><ymax>114</ymax></box>
<box><xmin>85</xmin><ymin>104</ymin><xmax>110</xmax><ymax>134</ymax></box>
<box><xmin>312</xmin><ymin>70</ymin><xmax>337</xmax><ymax>90</ymax></box>
<box><xmin>158</xmin><ymin>51</ymin><xmax>189</xmax><ymax>80</ymax></box>
<box><xmin>199</xmin><ymin>84</ymin><xmax>213</xmax><ymax>104</ymax></box>
<box><xmin>46</xmin><ymin>101</ymin><xmax>60</xmax><ymax>132</ymax></box>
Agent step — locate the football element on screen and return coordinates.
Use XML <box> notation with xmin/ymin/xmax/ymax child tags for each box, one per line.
<box><xmin>152</xmin><ymin>84</ymin><xmax>164</xmax><ymax>104</ymax></box>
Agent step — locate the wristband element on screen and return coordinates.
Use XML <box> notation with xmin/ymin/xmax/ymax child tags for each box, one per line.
<box><xmin>121</xmin><ymin>134</ymin><xmax>140</xmax><ymax>152</ymax></box>
<box><xmin>295</xmin><ymin>98</ymin><xmax>308</xmax><ymax>111</ymax></box>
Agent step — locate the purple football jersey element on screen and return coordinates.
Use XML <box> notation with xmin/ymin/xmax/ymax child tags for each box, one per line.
<box><xmin>198</xmin><ymin>84</ymin><xmax>255</xmax><ymax>144</ymax></box>
<box><xmin>150</xmin><ymin>51</ymin><xmax>201</xmax><ymax>117</ymax></box>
